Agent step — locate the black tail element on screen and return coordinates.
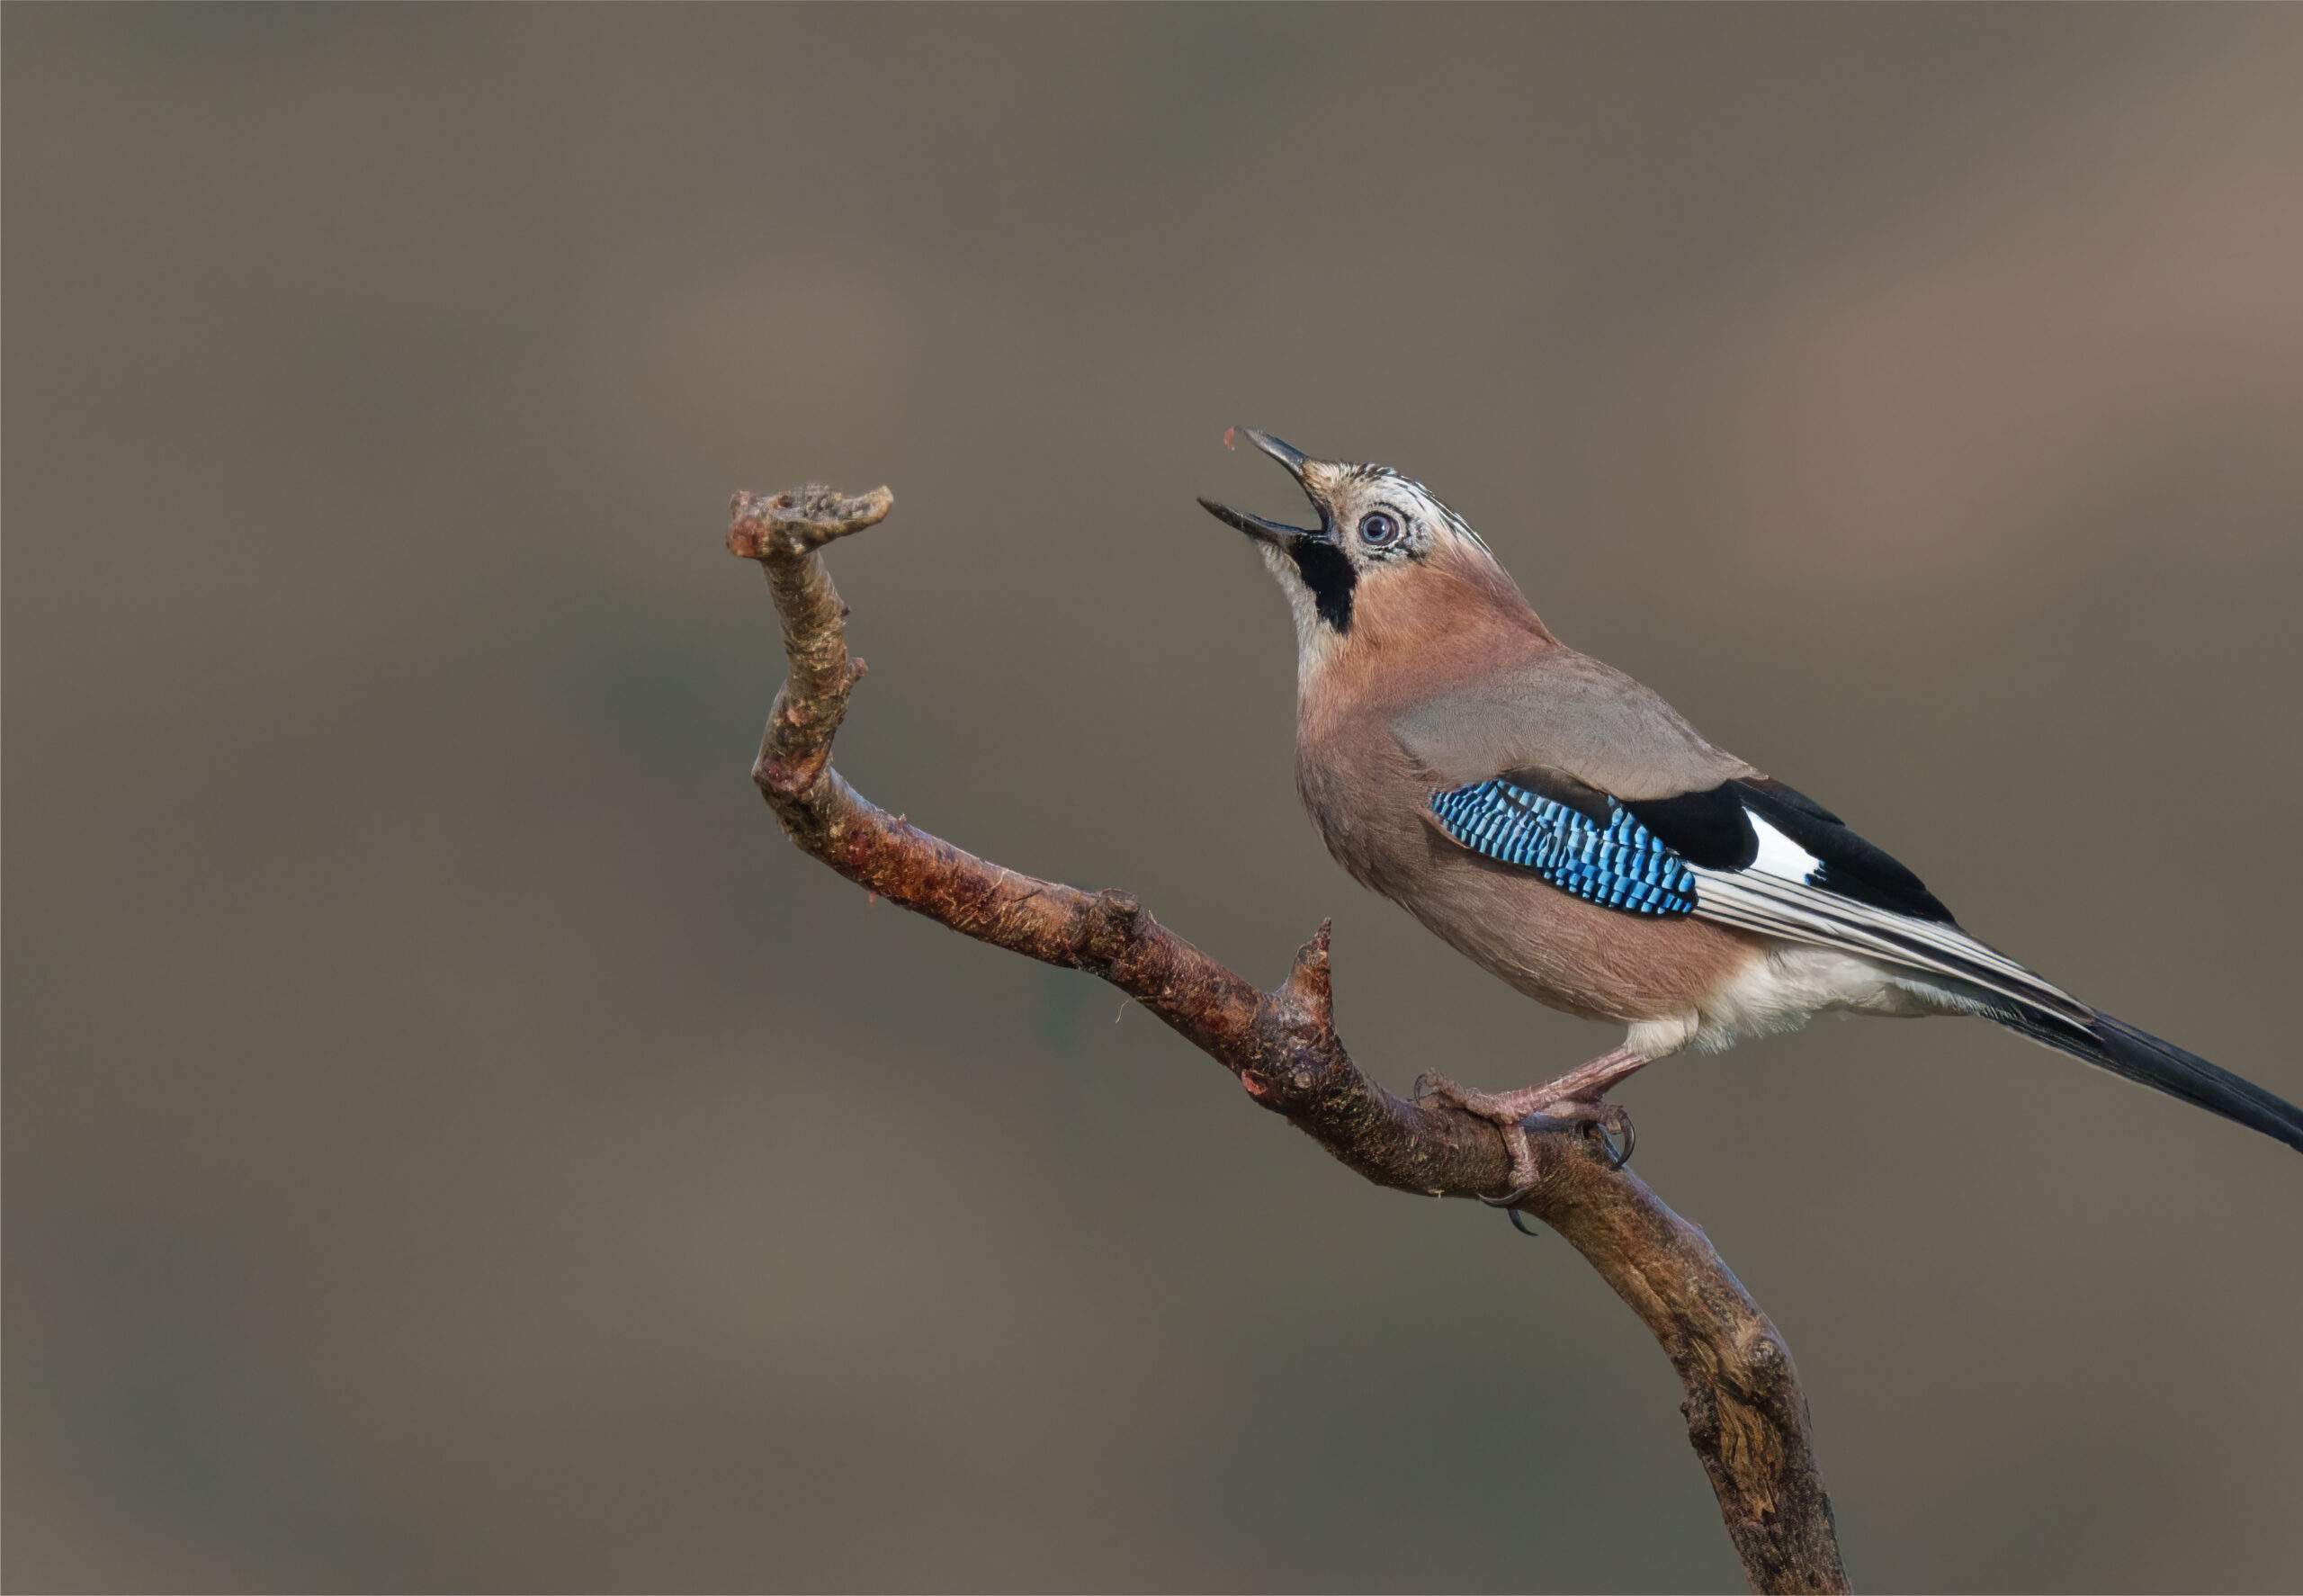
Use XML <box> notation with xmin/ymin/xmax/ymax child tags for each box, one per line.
<box><xmin>1992</xmin><ymin>1006</ymin><xmax>2303</xmax><ymax>1153</ymax></box>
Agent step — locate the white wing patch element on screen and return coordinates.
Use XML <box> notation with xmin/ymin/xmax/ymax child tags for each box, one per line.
<box><xmin>1746</xmin><ymin>814</ymin><xmax>1822</xmax><ymax>882</ymax></box>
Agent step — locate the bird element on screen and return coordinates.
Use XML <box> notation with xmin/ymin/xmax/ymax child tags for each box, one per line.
<box><xmin>1198</xmin><ymin>428</ymin><xmax>2303</xmax><ymax>1195</ymax></box>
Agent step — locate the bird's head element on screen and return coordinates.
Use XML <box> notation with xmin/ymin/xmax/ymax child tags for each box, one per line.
<box><xmin>1199</xmin><ymin>429</ymin><xmax>1533</xmax><ymax>675</ymax></box>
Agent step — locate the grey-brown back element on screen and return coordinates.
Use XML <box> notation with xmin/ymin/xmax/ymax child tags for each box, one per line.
<box><xmin>1391</xmin><ymin>647</ymin><xmax>1756</xmax><ymax>802</ymax></box>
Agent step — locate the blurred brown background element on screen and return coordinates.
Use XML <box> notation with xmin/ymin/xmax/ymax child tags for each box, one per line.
<box><xmin>7</xmin><ymin>6</ymin><xmax>2302</xmax><ymax>1592</ymax></box>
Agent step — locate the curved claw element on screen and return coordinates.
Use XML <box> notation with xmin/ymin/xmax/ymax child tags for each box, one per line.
<box><xmin>1595</xmin><ymin>1109</ymin><xmax>1636</xmax><ymax>1170</ymax></box>
<box><xmin>1411</xmin><ymin>1070</ymin><xmax>1465</xmax><ymax>1106</ymax></box>
<box><xmin>1507</xmin><ymin>1208</ymin><xmax>1543</xmax><ymax>1238</ymax></box>
<box><xmin>1479</xmin><ymin>1183</ymin><xmax>1537</xmax><ymax>1209</ymax></box>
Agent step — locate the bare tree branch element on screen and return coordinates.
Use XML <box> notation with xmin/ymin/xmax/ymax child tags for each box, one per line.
<box><xmin>729</xmin><ymin>483</ymin><xmax>1850</xmax><ymax>1595</ymax></box>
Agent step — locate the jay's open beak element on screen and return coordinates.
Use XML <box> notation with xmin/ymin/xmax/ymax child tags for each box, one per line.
<box><xmin>1240</xmin><ymin>428</ymin><xmax>1308</xmax><ymax>477</ymax></box>
<box><xmin>1198</xmin><ymin>428</ymin><xmax>1330</xmax><ymax>546</ymax></box>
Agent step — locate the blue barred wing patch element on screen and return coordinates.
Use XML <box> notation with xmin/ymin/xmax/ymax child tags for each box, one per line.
<box><xmin>1429</xmin><ymin>780</ymin><xmax>1698</xmax><ymax>916</ymax></box>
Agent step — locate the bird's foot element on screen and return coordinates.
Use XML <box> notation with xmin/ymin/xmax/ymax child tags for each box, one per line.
<box><xmin>1413</xmin><ymin>1069</ymin><xmax>1640</xmax><ymax>1197</ymax></box>
<box><xmin>1534</xmin><ymin>1100</ymin><xmax>1635</xmax><ymax>1170</ymax></box>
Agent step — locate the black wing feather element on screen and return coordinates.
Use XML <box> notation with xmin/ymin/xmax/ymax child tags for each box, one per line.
<box><xmin>1626</xmin><ymin>778</ymin><xmax>1953</xmax><ymax>925</ymax></box>
<box><xmin>1619</xmin><ymin>786</ymin><xmax>1758</xmax><ymax>871</ymax></box>
<box><xmin>1733</xmin><ymin>777</ymin><xmax>1954</xmax><ymax>924</ymax></box>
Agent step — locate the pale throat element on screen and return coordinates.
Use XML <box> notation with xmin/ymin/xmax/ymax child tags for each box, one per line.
<box><xmin>1259</xmin><ymin>542</ymin><xmax>1347</xmax><ymax>679</ymax></box>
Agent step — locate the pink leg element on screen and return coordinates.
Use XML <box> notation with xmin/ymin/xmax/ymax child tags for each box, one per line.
<box><xmin>1417</xmin><ymin>1043</ymin><xmax>1652</xmax><ymax>1195</ymax></box>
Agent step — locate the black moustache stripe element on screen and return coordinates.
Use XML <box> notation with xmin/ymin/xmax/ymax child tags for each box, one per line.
<box><xmin>1291</xmin><ymin>540</ymin><xmax>1357</xmax><ymax>632</ymax></box>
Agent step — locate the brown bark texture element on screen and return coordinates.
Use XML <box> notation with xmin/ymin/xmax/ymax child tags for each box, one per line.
<box><xmin>730</xmin><ymin>483</ymin><xmax>1850</xmax><ymax>1595</ymax></box>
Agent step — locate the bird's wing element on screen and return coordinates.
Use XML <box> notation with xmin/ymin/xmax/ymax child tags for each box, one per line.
<box><xmin>1643</xmin><ymin>777</ymin><xmax>2087</xmax><ymax>1022</ymax></box>
<box><xmin>1400</xmin><ymin>676</ymin><xmax>2088</xmax><ymax>1021</ymax></box>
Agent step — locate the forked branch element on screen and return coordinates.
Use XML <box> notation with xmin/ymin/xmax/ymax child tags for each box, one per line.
<box><xmin>730</xmin><ymin>483</ymin><xmax>1849</xmax><ymax>1594</ymax></box>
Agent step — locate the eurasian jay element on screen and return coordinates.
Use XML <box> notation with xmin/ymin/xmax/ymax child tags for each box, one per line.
<box><xmin>1200</xmin><ymin>429</ymin><xmax>2303</xmax><ymax>1194</ymax></box>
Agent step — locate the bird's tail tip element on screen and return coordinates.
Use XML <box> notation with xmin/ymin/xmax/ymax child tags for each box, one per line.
<box><xmin>2003</xmin><ymin>1006</ymin><xmax>2303</xmax><ymax>1154</ymax></box>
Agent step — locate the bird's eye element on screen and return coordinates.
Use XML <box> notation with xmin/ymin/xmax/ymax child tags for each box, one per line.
<box><xmin>1358</xmin><ymin>511</ymin><xmax>1402</xmax><ymax>547</ymax></box>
